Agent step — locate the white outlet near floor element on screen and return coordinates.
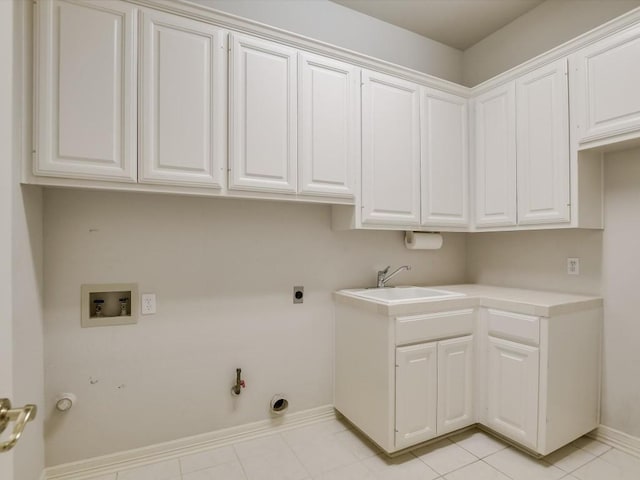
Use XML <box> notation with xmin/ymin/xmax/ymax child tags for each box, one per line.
<box><xmin>567</xmin><ymin>258</ymin><xmax>580</xmax><ymax>275</ymax></box>
<box><xmin>141</xmin><ymin>293</ymin><xmax>156</xmax><ymax>314</ymax></box>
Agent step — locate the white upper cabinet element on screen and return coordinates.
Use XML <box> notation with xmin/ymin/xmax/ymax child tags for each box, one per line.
<box><xmin>473</xmin><ymin>83</ymin><xmax>517</xmax><ymax>228</ymax></box>
<box><xmin>361</xmin><ymin>70</ymin><xmax>421</xmax><ymax>226</ymax></box>
<box><xmin>35</xmin><ymin>0</ymin><xmax>137</xmax><ymax>181</ymax></box>
<box><xmin>516</xmin><ymin>59</ymin><xmax>570</xmax><ymax>225</ymax></box>
<box><xmin>229</xmin><ymin>34</ymin><xmax>297</xmax><ymax>193</ymax></box>
<box><xmin>139</xmin><ymin>11</ymin><xmax>226</xmax><ymax>188</ymax></box>
<box><xmin>298</xmin><ymin>52</ymin><xmax>359</xmax><ymax>198</ymax></box>
<box><xmin>420</xmin><ymin>88</ymin><xmax>469</xmax><ymax>227</ymax></box>
<box><xmin>571</xmin><ymin>23</ymin><xmax>640</xmax><ymax>144</ymax></box>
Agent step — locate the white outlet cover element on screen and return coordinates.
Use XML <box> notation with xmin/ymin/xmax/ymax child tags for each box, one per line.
<box><xmin>141</xmin><ymin>293</ymin><xmax>156</xmax><ymax>315</ymax></box>
<box><xmin>567</xmin><ymin>258</ymin><xmax>580</xmax><ymax>275</ymax></box>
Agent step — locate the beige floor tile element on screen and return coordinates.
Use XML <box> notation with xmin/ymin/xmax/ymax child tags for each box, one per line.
<box><xmin>414</xmin><ymin>439</ymin><xmax>478</xmax><ymax>475</ymax></box>
<box><xmin>484</xmin><ymin>448</ymin><xmax>565</xmax><ymax>480</ymax></box>
<box><xmin>444</xmin><ymin>460</ymin><xmax>511</xmax><ymax>480</ymax></box>
<box><xmin>449</xmin><ymin>430</ymin><xmax>508</xmax><ymax>458</ymax></box>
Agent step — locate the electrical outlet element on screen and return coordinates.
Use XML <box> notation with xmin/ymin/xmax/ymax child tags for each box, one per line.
<box><xmin>567</xmin><ymin>258</ymin><xmax>580</xmax><ymax>275</ymax></box>
<box><xmin>293</xmin><ymin>286</ymin><xmax>304</xmax><ymax>304</ymax></box>
<box><xmin>141</xmin><ymin>293</ymin><xmax>156</xmax><ymax>314</ymax></box>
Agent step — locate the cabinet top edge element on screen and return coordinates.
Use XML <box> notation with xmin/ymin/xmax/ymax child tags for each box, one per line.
<box><xmin>334</xmin><ymin>284</ymin><xmax>602</xmax><ymax>317</ymax></box>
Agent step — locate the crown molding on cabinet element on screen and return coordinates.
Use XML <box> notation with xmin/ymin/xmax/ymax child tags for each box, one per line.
<box><xmin>470</xmin><ymin>6</ymin><xmax>640</xmax><ymax>95</ymax></box>
<box><xmin>126</xmin><ymin>0</ymin><xmax>470</xmax><ymax>97</ymax></box>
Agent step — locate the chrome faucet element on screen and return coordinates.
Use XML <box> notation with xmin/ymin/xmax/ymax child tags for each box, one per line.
<box><xmin>376</xmin><ymin>265</ymin><xmax>411</xmax><ymax>288</ymax></box>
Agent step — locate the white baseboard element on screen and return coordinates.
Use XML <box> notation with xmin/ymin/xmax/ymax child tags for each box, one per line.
<box><xmin>590</xmin><ymin>424</ymin><xmax>640</xmax><ymax>458</ymax></box>
<box><xmin>44</xmin><ymin>405</ymin><xmax>337</xmax><ymax>480</ymax></box>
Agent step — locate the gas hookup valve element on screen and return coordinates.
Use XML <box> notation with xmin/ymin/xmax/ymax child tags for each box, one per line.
<box><xmin>231</xmin><ymin>368</ymin><xmax>246</xmax><ymax>396</ymax></box>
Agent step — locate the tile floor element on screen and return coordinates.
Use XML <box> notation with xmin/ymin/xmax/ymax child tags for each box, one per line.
<box><xmin>86</xmin><ymin>419</ymin><xmax>640</xmax><ymax>480</ymax></box>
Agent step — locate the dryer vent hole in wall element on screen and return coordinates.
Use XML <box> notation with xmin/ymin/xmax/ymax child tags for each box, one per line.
<box><xmin>270</xmin><ymin>394</ymin><xmax>289</xmax><ymax>415</ymax></box>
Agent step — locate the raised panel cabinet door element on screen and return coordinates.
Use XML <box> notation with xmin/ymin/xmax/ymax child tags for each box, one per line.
<box><xmin>437</xmin><ymin>336</ymin><xmax>474</xmax><ymax>435</ymax></box>
<box><xmin>487</xmin><ymin>336</ymin><xmax>539</xmax><ymax>449</ymax></box>
<box><xmin>395</xmin><ymin>343</ymin><xmax>437</xmax><ymax>449</ymax></box>
<box><xmin>517</xmin><ymin>59</ymin><xmax>570</xmax><ymax>225</ymax></box>
<box><xmin>361</xmin><ymin>70</ymin><xmax>421</xmax><ymax>226</ymax></box>
<box><xmin>229</xmin><ymin>34</ymin><xmax>297</xmax><ymax>193</ymax></box>
<box><xmin>420</xmin><ymin>88</ymin><xmax>469</xmax><ymax>227</ymax></box>
<box><xmin>298</xmin><ymin>52</ymin><xmax>359</xmax><ymax>198</ymax></box>
<box><xmin>473</xmin><ymin>83</ymin><xmax>517</xmax><ymax>228</ymax></box>
<box><xmin>36</xmin><ymin>0</ymin><xmax>137</xmax><ymax>181</ymax></box>
<box><xmin>139</xmin><ymin>10</ymin><xmax>226</xmax><ymax>188</ymax></box>
<box><xmin>571</xmin><ymin>23</ymin><xmax>640</xmax><ymax>143</ymax></box>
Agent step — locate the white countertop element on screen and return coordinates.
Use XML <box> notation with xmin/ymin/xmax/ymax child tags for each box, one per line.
<box><xmin>333</xmin><ymin>284</ymin><xmax>602</xmax><ymax>317</ymax></box>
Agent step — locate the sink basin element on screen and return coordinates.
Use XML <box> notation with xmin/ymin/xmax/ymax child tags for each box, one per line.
<box><xmin>342</xmin><ymin>286</ymin><xmax>464</xmax><ymax>304</ymax></box>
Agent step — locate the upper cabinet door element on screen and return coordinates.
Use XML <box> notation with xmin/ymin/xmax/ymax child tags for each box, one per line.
<box><xmin>473</xmin><ymin>83</ymin><xmax>517</xmax><ymax>228</ymax></box>
<box><xmin>298</xmin><ymin>52</ymin><xmax>359</xmax><ymax>198</ymax></box>
<box><xmin>229</xmin><ymin>34</ymin><xmax>297</xmax><ymax>193</ymax></box>
<box><xmin>517</xmin><ymin>60</ymin><xmax>570</xmax><ymax>225</ymax></box>
<box><xmin>36</xmin><ymin>0</ymin><xmax>137</xmax><ymax>182</ymax></box>
<box><xmin>139</xmin><ymin>11</ymin><xmax>226</xmax><ymax>188</ymax></box>
<box><xmin>361</xmin><ymin>70</ymin><xmax>421</xmax><ymax>226</ymax></box>
<box><xmin>420</xmin><ymin>88</ymin><xmax>469</xmax><ymax>227</ymax></box>
<box><xmin>571</xmin><ymin>24</ymin><xmax>640</xmax><ymax>144</ymax></box>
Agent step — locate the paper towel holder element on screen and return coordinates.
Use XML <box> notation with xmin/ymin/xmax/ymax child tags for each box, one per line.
<box><xmin>404</xmin><ymin>231</ymin><xmax>443</xmax><ymax>250</ymax></box>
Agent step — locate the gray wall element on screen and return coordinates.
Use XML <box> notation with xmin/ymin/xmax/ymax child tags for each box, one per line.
<box><xmin>43</xmin><ymin>190</ymin><xmax>466</xmax><ymax>465</ymax></box>
<box><xmin>600</xmin><ymin>148</ymin><xmax>640</xmax><ymax>438</ymax></box>
<box><xmin>462</xmin><ymin>0</ymin><xmax>640</xmax><ymax>86</ymax></box>
<box><xmin>193</xmin><ymin>0</ymin><xmax>464</xmax><ymax>83</ymax></box>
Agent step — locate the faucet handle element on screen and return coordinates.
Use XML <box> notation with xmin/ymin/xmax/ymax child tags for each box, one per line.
<box><xmin>380</xmin><ymin>265</ymin><xmax>390</xmax><ymax>274</ymax></box>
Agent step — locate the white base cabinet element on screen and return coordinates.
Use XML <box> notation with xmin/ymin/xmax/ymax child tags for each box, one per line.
<box><xmin>479</xmin><ymin>307</ymin><xmax>602</xmax><ymax>455</ymax></box>
<box><xmin>395</xmin><ymin>343</ymin><xmax>438</xmax><ymax>449</ymax></box>
<box><xmin>334</xmin><ymin>302</ymin><xmax>475</xmax><ymax>453</ymax></box>
<box><xmin>487</xmin><ymin>336</ymin><xmax>539</xmax><ymax>448</ymax></box>
<box><xmin>395</xmin><ymin>334</ymin><xmax>474</xmax><ymax>449</ymax></box>
<box><xmin>335</xmin><ymin>294</ymin><xmax>602</xmax><ymax>456</ymax></box>
<box><xmin>437</xmin><ymin>335</ymin><xmax>474</xmax><ymax>435</ymax></box>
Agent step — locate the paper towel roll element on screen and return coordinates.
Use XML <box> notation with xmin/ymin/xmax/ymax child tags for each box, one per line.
<box><xmin>405</xmin><ymin>232</ymin><xmax>443</xmax><ymax>250</ymax></box>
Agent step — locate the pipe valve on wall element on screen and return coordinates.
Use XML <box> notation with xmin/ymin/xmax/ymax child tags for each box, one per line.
<box><xmin>231</xmin><ymin>368</ymin><xmax>246</xmax><ymax>396</ymax></box>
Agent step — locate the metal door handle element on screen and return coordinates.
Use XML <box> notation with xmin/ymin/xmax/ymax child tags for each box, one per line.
<box><xmin>0</xmin><ymin>398</ymin><xmax>37</xmax><ymax>453</ymax></box>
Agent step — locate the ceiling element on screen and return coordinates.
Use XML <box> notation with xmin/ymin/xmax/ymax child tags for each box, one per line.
<box><xmin>330</xmin><ymin>0</ymin><xmax>545</xmax><ymax>50</ymax></box>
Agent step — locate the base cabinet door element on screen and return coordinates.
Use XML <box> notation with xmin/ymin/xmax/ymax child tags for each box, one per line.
<box><xmin>36</xmin><ymin>0</ymin><xmax>137</xmax><ymax>182</ymax></box>
<box><xmin>437</xmin><ymin>336</ymin><xmax>474</xmax><ymax>434</ymax></box>
<box><xmin>361</xmin><ymin>70</ymin><xmax>421</xmax><ymax>227</ymax></box>
<box><xmin>139</xmin><ymin>10</ymin><xmax>226</xmax><ymax>187</ymax></box>
<box><xmin>487</xmin><ymin>336</ymin><xmax>539</xmax><ymax>449</ymax></box>
<box><xmin>395</xmin><ymin>343</ymin><xmax>437</xmax><ymax>449</ymax></box>
<box><xmin>516</xmin><ymin>59</ymin><xmax>570</xmax><ymax>225</ymax></box>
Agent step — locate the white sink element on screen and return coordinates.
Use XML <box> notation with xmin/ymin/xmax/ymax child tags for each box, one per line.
<box><xmin>342</xmin><ymin>286</ymin><xmax>464</xmax><ymax>304</ymax></box>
